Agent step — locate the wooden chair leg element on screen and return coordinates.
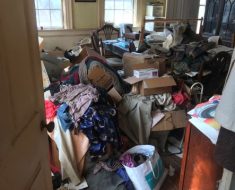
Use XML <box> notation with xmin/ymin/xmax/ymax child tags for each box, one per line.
<box><xmin>232</xmin><ymin>33</ymin><xmax>235</xmax><ymax>48</ymax></box>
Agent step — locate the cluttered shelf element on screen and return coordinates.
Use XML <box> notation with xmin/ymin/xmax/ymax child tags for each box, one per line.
<box><xmin>139</xmin><ymin>17</ymin><xmax>203</xmax><ymax>44</ymax></box>
<box><xmin>40</xmin><ymin>18</ymin><xmax>234</xmax><ymax>189</ymax></box>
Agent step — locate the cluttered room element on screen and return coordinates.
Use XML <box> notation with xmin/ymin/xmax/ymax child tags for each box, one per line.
<box><xmin>38</xmin><ymin>0</ymin><xmax>235</xmax><ymax>189</ymax></box>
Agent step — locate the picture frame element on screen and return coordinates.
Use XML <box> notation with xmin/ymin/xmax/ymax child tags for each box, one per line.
<box><xmin>146</xmin><ymin>5</ymin><xmax>164</xmax><ymax>18</ymax></box>
<box><xmin>75</xmin><ymin>0</ymin><xmax>96</xmax><ymax>2</ymax></box>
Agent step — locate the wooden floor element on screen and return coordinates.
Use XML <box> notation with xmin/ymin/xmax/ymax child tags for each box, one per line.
<box><xmin>161</xmin><ymin>155</ymin><xmax>182</xmax><ymax>190</ymax></box>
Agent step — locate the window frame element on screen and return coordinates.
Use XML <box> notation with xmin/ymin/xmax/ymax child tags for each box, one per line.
<box><xmin>197</xmin><ymin>0</ymin><xmax>207</xmax><ymax>33</ymax></box>
<box><xmin>104</xmin><ymin>0</ymin><xmax>135</xmax><ymax>26</ymax></box>
<box><xmin>35</xmin><ymin>0</ymin><xmax>73</xmax><ymax>31</ymax></box>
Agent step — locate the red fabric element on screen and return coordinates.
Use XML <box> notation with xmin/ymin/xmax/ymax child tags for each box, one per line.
<box><xmin>45</xmin><ymin>100</ymin><xmax>59</xmax><ymax>121</ymax></box>
<box><xmin>50</xmin><ymin>164</ymin><xmax>60</xmax><ymax>174</ymax></box>
<box><xmin>172</xmin><ymin>91</ymin><xmax>188</xmax><ymax>105</ymax></box>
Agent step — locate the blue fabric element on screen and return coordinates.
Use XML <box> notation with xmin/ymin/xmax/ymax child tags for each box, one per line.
<box><xmin>79</xmin><ymin>91</ymin><xmax>121</xmax><ymax>158</ymax></box>
<box><xmin>57</xmin><ymin>103</ymin><xmax>74</xmax><ymax>132</ymax></box>
<box><xmin>116</xmin><ymin>168</ymin><xmax>135</xmax><ymax>190</ymax></box>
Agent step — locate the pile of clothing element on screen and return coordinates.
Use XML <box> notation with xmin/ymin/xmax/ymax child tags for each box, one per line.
<box><xmin>120</xmin><ymin>153</ymin><xmax>148</xmax><ymax>168</ymax></box>
<box><xmin>144</xmin><ymin>23</ymin><xmax>203</xmax><ymax>53</ymax></box>
<box><xmin>43</xmin><ymin>54</ymin><xmax>132</xmax><ymax>188</ymax></box>
<box><xmin>48</xmin><ymin>84</ymin><xmax>122</xmax><ymax>160</ymax></box>
<box><xmin>170</xmin><ymin>41</ymin><xmax>216</xmax><ymax>74</ymax></box>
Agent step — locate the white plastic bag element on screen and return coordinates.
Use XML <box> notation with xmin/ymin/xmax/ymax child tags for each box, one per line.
<box><xmin>121</xmin><ymin>145</ymin><xmax>167</xmax><ymax>190</ymax></box>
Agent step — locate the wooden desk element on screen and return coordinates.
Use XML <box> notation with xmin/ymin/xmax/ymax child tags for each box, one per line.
<box><xmin>179</xmin><ymin>123</ymin><xmax>223</xmax><ymax>190</ymax></box>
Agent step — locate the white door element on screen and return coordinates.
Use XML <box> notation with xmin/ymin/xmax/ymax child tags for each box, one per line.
<box><xmin>0</xmin><ymin>0</ymin><xmax>52</xmax><ymax>189</ymax></box>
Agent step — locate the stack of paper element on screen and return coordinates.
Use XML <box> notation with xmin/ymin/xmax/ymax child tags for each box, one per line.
<box><xmin>188</xmin><ymin>96</ymin><xmax>221</xmax><ymax>144</ymax></box>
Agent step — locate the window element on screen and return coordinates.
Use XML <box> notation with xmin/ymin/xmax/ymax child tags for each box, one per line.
<box><xmin>197</xmin><ymin>0</ymin><xmax>206</xmax><ymax>33</ymax></box>
<box><xmin>104</xmin><ymin>0</ymin><xmax>134</xmax><ymax>26</ymax></box>
<box><xmin>34</xmin><ymin>0</ymin><xmax>72</xmax><ymax>30</ymax></box>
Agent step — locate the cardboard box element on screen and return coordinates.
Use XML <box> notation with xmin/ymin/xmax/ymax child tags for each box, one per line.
<box><xmin>108</xmin><ymin>87</ymin><xmax>123</xmax><ymax>103</ymax></box>
<box><xmin>125</xmin><ymin>76</ymin><xmax>176</xmax><ymax>96</ymax></box>
<box><xmin>152</xmin><ymin>110</ymin><xmax>187</xmax><ymax>131</ymax></box>
<box><xmin>123</xmin><ymin>52</ymin><xmax>166</xmax><ymax>77</ymax></box>
<box><xmin>133</xmin><ymin>68</ymin><xmax>158</xmax><ymax>78</ymax></box>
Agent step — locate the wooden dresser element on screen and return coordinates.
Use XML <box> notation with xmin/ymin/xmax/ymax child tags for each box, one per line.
<box><xmin>179</xmin><ymin>123</ymin><xmax>223</xmax><ymax>190</ymax></box>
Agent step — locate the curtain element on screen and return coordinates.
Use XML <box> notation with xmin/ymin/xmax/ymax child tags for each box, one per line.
<box><xmin>63</xmin><ymin>0</ymin><xmax>73</xmax><ymax>29</ymax></box>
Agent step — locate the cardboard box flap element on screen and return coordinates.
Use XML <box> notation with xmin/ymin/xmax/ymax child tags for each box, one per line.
<box><xmin>172</xmin><ymin>110</ymin><xmax>187</xmax><ymax>128</ymax></box>
<box><xmin>142</xmin><ymin>76</ymin><xmax>176</xmax><ymax>89</ymax></box>
<box><xmin>124</xmin><ymin>76</ymin><xmax>143</xmax><ymax>85</ymax></box>
<box><xmin>108</xmin><ymin>87</ymin><xmax>123</xmax><ymax>103</ymax></box>
<box><xmin>152</xmin><ymin>110</ymin><xmax>187</xmax><ymax>131</ymax></box>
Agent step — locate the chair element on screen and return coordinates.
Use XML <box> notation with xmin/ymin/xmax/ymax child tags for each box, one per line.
<box><xmin>200</xmin><ymin>51</ymin><xmax>231</xmax><ymax>97</ymax></box>
<box><xmin>125</xmin><ymin>25</ymin><xmax>133</xmax><ymax>33</ymax></box>
<box><xmin>91</xmin><ymin>31</ymin><xmax>102</xmax><ymax>54</ymax></box>
<box><xmin>90</xmin><ymin>31</ymin><xmax>123</xmax><ymax>71</ymax></box>
<box><xmin>94</xmin><ymin>24</ymin><xmax>136</xmax><ymax>56</ymax></box>
<box><xmin>232</xmin><ymin>32</ymin><xmax>235</xmax><ymax>48</ymax></box>
<box><xmin>97</xmin><ymin>24</ymin><xmax>120</xmax><ymax>40</ymax></box>
<box><xmin>96</xmin><ymin>24</ymin><xmax>120</xmax><ymax>57</ymax></box>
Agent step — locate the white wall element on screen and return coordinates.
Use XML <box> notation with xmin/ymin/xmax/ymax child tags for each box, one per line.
<box><xmin>38</xmin><ymin>30</ymin><xmax>92</xmax><ymax>50</ymax></box>
<box><xmin>39</xmin><ymin>0</ymin><xmax>200</xmax><ymax>50</ymax></box>
<box><xmin>38</xmin><ymin>27</ymin><xmax>140</xmax><ymax>51</ymax></box>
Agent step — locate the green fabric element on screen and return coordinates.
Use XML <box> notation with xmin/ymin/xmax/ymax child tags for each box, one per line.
<box><xmin>118</xmin><ymin>95</ymin><xmax>153</xmax><ymax>144</ymax></box>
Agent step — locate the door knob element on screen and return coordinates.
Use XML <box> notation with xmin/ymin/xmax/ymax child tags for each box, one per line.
<box><xmin>41</xmin><ymin>121</ymin><xmax>54</xmax><ymax>132</ymax></box>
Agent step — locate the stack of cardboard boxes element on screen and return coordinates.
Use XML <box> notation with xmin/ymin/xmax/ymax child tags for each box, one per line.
<box><xmin>77</xmin><ymin>49</ymin><xmax>187</xmax><ymax>132</ymax></box>
<box><xmin>122</xmin><ymin>52</ymin><xmax>187</xmax><ymax>132</ymax></box>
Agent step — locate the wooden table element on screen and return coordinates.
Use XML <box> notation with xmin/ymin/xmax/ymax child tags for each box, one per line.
<box><xmin>102</xmin><ymin>39</ymin><xmax>130</xmax><ymax>57</ymax></box>
<box><xmin>179</xmin><ymin>123</ymin><xmax>223</xmax><ymax>190</ymax></box>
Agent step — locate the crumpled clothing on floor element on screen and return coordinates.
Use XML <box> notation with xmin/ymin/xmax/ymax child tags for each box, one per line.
<box><xmin>84</xmin><ymin>155</ymin><xmax>126</xmax><ymax>190</ymax></box>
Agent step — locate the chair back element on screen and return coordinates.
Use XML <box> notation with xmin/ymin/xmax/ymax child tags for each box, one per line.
<box><xmin>209</xmin><ymin>51</ymin><xmax>231</xmax><ymax>74</ymax></box>
<box><xmin>125</xmin><ymin>25</ymin><xmax>133</xmax><ymax>33</ymax></box>
<box><xmin>91</xmin><ymin>31</ymin><xmax>101</xmax><ymax>54</ymax></box>
<box><xmin>97</xmin><ymin>24</ymin><xmax>119</xmax><ymax>40</ymax></box>
<box><xmin>203</xmin><ymin>51</ymin><xmax>231</xmax><ymax>96</ymax></box>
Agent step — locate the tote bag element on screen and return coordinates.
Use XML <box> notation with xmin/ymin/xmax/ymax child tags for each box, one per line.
<box><xmin>121</xmin><ymin>145</ymin><xmax>167</xmax><ymax>190</ymax></box>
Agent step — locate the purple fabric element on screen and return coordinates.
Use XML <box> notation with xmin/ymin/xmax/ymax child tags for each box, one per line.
<box><xmin>50</xmin><ymin>84</ymin><xmax>99</xmax><ymax>126</ymax></box>
<box><xmin>120</xmin><ymin>154</ymin><xmax>136</xmax><ymax>168</ymax></box>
